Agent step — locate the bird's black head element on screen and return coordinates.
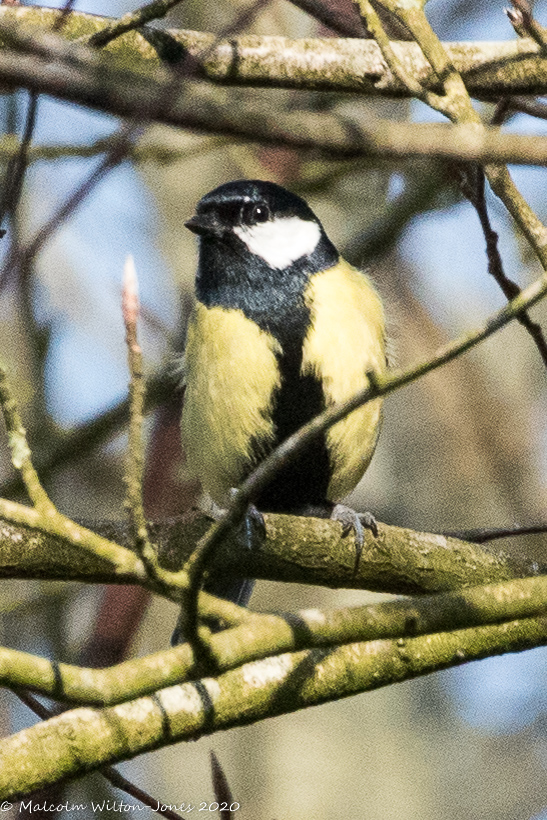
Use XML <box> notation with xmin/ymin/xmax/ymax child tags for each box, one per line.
<box><xmin>186</xmin><ymin>180</ymin><xmax>339</xmax><ymax>338</ymax></box>
<box><xmin>185</xmin><ymin>179</ymin><xmax>338</xmax><ymax>274</ymax></box>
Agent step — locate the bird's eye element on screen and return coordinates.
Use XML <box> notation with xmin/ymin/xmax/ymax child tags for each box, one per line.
<box><xmin>242</xmin><ymin>202</ymin><xmax>270</xmax><ymax>225</ymax></box>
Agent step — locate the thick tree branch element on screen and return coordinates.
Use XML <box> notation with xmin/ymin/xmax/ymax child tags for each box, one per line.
<box><xmin>2</xmin><ymin>15</ymin><xmax>547</xmax><ymax>166</ymax></box>
<box><xmin>0</xmin><ymin>511</ymin><xmax>541</xmax><ymax>596</ymax></box>
<box><xmin>2</xmin><ymin>613</ymin><xmax>547</xmax><ymax>800</ymax></box>
<box><xmin>3</xmin><ymin>6</ymin><xmax>547</xmax><ymax>100</ymax></box>
<box><xmin>18</xmin><ymin>692</ymin><xmax>188</xmax><ymax>820</ymax></box>
<box><xmin>5</xmin><ymin>570</ymin><xmax>547</xmax><ymax>708</ymax></box>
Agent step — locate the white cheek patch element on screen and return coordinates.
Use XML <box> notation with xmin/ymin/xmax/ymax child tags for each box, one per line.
<box><xmin>233</xmin><ymin>216</ymin><xmax>321</xmax><ymax>269</ymax></box>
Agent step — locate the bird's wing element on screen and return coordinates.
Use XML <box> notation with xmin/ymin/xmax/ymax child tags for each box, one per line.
<box><xmin>302</xmin><ymin>259</ymin><xmax>387</xmax><ymax>501</ymax></box>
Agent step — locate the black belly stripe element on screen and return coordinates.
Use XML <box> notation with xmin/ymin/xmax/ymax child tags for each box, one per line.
<box><xmin>250</xmin><ymin>337</ymin><xmax>332</xmax><ymax>514</ymax></box>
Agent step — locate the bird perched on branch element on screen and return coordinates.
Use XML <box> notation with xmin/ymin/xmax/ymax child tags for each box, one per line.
<box><xmin>174</xmin><ymin>179</ymin><xmax>386</xmax><ymax>642</ymax></box>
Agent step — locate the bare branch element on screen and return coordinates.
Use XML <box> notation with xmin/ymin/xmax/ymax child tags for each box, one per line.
<box><xmin>8</xmin><ymin>570</ymin><xmax>547</xmax><ymax>706</ymax></box>
<box><xmin>0</xmin><ymin>363</ymin><xmax>55</xmax><ymax>513</ymax></box>
<box><xmin>0</xmin><ymin>125</ymin><xmax>137</xmax><ymax>295</ymax></box>
<box><xmin>87</xmin><ymin>0</ymin><xmax>187</xmax><ymax>49</ymax></box>
<box><xmin>122</xmin><ymin>256</ymin><xmax>152</xmax><ymax>562</ymax></box>
<box><xmin>455</xmin><ymin>164</ymin><xmax>547</xmax><ymax>369</ymax></box>
<box><xmin>445</xmin><ymin>523</ymin><xmax>547</xmax><ymax>543</ymax></box>
<box><xmin>507</xmin><ymin>0</ymin><xmax>547</xmax><ymax>49</ymax></box>
<box><xmin>4</xmin><ymin>8</ymin><xmax>547</xmax><ymax>101</ymax></box>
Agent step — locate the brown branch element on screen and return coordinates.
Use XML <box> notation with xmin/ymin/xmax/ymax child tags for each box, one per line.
<box><xmin>0</xmin><ymin>124</ymin><xmax>137</xmax><ymax>295</ymax></box>
<box><xmin>210</xmin><ymin>752</ymin><xmax>236</xmax><ymax>820</ymax></box>
<box><xmin>443</xmin><ymin>522</ymin><xmax>547</xmax><ymax>543</ymax></box>
<box><xmin>286</xmin><ymin>0</ymin><xmax>367</xmax><ymax>37</ymax></box>
<box><xmin>507</xmin><ymin>0</ymin><xmax>547</xmax><ymax>49</ymax></box>
<box><xmin>454</xmin><ymin>163</ymin><xmax>547</xmax><ymax>369</ymax></box>
<box><xmin>5</xmin><ymin>8</ymin><xmax>547</xmax><ymax>100</ymax></box>
<box><xmin>2</xmin><ymin>17</ymin><xmax>547</xmax><ymax>167</ymax></box>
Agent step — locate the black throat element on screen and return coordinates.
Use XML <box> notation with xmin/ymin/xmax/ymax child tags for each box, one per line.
<box><xmin>195</xmin><ymin>229</ymin><xmax>338</xmax><ymax>344</ymax></box>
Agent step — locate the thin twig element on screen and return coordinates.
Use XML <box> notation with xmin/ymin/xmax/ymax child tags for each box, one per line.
<box><xmin>454</xmin><ymin>163</ymin><xmax>547</xmax><ymax>369</ymax></box>
<box><xmin>210</xmin><ymin>752</ymin><xmax>236</xmax><ymax>820</ymax></box>
<box><xmin>490</xmin><ymin>97</ymin><xmax>513</xmax><ymax>126</ymax></box>
<box><xmin>88</xmin><ymin>0</ymin><xmax>187</xmax><ymax>49</ymax></box>
<box><xmin>52</xmin><ymin>0</ymin><xmax>77</xmax><ymax>32</ymax></box>
<box><xmin>122</xmin><ymin>256</ymin><xmax>155</xmax><ymax>570</ymax></box>
<box><xmin>0</xmin><ymin>124</ymin><xmax>137</xmax><ymax>295</ymax></box>
<box><xmin>285</xmin><ymin>0</ymin><xmax>366</xmax><ymax>37</ymax></box>
<box><xmin>506</xmin><ymin>0</ymin><xmax>547</xmax><ymax>48</ymax></box>
<box><xmin>0</xmin><ymin>133</ymin><xmax>226</xmax><ymax>165</ymax></box>
<box><xmin>0</xmin><ymin>0</ymin><xmax>77</xmax><ymax>239</ymax></box>
<box><xmin>356</xmin><ymin>0</ymin><xmax>428</xmax><ymax>100</ymax></box>
<box><xmin>0</xmin><ymin>364</ymin><xmax>56</xmax><ymax>514</ymax></box>
<box><xmin>0</xmin><ymin>92</ymin><xmax>38</xmax><ymax>238</ymax></box>
<box><xmin>443</xmin><ymin>522</ymin><xmax>547</xmax><ymax>543</ymax></box>
<box><xmin>372</xmin><ymin>0</ymin><xmax>547</xmax><ymax>270</ymax></box>
<box><xmin>16</xmin><ymin>692</ymin><xmax>188</xmax><ymax>820</ymax></box>
<box><xmin>505</xmin><ymin>96</ymin><xmax>547</xmax><ymax>121</ymax></box>
<box><xmin>0</xmin><ymin>367</ymin><xmax>174</xmax><ymax>500</ymax></box>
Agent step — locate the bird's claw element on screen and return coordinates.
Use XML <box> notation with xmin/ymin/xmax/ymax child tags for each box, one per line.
<box><xmin>331</xmin><ymin>504</ymin><xmax>378</xmax><ymax>575</ymax></box>
<box><xmin>359</xmin><ymin>510</ymin><xmax>379</xmax><ymax>539</ymax></box>
<box><xmin>241</xmin><ymin>502</ymin><xmax>266</xmax><ymax>548</ymax></box>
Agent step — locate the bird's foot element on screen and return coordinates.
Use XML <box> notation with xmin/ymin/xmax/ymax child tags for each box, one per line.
<box><xmin>231</xmin><ymin>495</ymin><xmax>266</xmax><ymax>551</ymax></box>
<box><xmin>209</xmin><ymin>492</ymin><xmax>266</xmax><ymax>550</ymax></box>
<box><xmin>331</xmin><ymin>504</ymin><xmax>378</xmax><ymax>575</ymax></box>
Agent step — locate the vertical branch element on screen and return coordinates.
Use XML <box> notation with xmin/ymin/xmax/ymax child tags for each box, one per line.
<box><xmin>210</xmin><ymin>751</ymin><xmax>237</xmax><ymax>819</ymax></box>
<box><xmin>455</xmin><ymin>165</ymin><xmax>547</xmax><ymax>368</ymax></box>
<box><xmin>0</xmin><ymin>365</ymin><xmax>55</xmax><ymax>515</ymax></box>
<box><xmin>122</xmin><ymin>255</ymin><xmax>151</xmax><ymax>560</ymax></box>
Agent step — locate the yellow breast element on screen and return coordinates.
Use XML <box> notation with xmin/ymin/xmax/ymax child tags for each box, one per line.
<box><xmin>180</xmin><ymin>302</ymin><xmax>281</xmax><ymax>503</ymax></box>
<box><xmin>301</xmin><ymin>259</ymin><xmax>386</xmax><ymax>501</ymax></box>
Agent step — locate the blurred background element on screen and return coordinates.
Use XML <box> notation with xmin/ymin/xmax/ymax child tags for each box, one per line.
<box><xmin>1</xmin><ymin>0</ymin><xmax>547</xmax><ymax>817</ymax></box>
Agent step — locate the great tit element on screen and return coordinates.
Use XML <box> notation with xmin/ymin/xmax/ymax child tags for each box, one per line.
<box><xmin>177</xmin><ymin>179</ymin><xmax>386</xmax><ymax>637</ymax></box>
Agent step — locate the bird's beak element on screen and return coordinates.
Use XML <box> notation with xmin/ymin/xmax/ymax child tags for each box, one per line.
<box><xmin>184</xmin><ymin>213</ymin><xmax>224</xmax><ymax>239</ymax></box>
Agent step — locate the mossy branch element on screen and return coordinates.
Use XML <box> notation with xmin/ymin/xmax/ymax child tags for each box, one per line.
<box><xmin>2</xmin><ymin>13</ymin><xmax>547</xmax><ymax>166</ymax></box>
<box><xmin>0</xmin><ymin>508</ymin><xmax>541</xmax><ymax>598</ymax></box>
<box><xmin>2</xmin><ymin>612</ymin><xmax>547</xmax><ymax>801</ymax></box>
<box><xmin>4</xmin><ymin>570</ymin><xmax>547</xmax><ymax>709</ymax></box>
<box><xmin>2</xmin><ymin>5</ymin><xmax>547</xmax><ymax>100</ymax></box>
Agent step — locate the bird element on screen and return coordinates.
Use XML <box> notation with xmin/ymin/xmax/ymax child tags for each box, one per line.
<box><xmin>174</xmin><ymin>179</ymin><xmax>387</xmax><ymax>642</ymax></box>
